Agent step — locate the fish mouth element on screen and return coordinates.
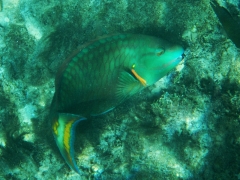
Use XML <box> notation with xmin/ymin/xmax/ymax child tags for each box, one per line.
<box><xmin>181</xmin><ymin>53</ymin><xmax>185</xmax><ymax>59</ymax></box>
<box><xmin>174</xmin><ymin>53</ymin><xmax>185</xmax><ymax>62</ymax></box>
<box><xmin>179</xmin><ymin>53</ymin><xmax>185</xmax><ymax>60</ymax></box>
<box><xmin>159</xmin><ymin>52</ymin><xmax>184</xmax><ymax>70</ymax></box>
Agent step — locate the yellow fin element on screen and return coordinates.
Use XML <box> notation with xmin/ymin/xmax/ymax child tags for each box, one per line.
<box><xmin>52</xmin><ymin>113</ymin><xmax>86</xmax><ymax>174</ymax></box>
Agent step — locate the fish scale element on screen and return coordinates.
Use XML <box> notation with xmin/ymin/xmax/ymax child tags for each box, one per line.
<box><xmin>50</xmin><ymin>33</ymin><xmax>184</xmax><ymax>174</ymax></box>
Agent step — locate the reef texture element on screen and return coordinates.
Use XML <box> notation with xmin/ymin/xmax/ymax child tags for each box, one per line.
<box><xmin>0</xmin><ymin>0</ymin><xmax>240</xmax><ymax>179</ymax></box>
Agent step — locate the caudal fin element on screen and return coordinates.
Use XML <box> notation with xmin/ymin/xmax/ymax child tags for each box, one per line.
<box><xmin>52</xmin><ymin>113</ymin><xmax>86</xmax><ymax>174</ymax></box>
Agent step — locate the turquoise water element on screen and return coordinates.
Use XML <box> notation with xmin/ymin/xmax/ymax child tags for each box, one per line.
<box><xmin>0</xmin><ymin>0</ymin><xmax>240</xmax><ymax>179</ymax></box>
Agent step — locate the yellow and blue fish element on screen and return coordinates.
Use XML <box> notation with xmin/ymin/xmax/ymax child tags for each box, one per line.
<box><xmin>50</xmin><ymin>34</ymin><xmax>184</xmax><ymax>174</ymax></box>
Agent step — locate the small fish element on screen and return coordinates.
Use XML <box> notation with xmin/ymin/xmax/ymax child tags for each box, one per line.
<box><xmin>211</xmin><ymin>0</ymin><xmax>240</xmax><ymax>48</ymax></box>
<box><xmin>50</xmin><ymin>34</ymin><xmax>184</xmax><ymax>174</ymax></box>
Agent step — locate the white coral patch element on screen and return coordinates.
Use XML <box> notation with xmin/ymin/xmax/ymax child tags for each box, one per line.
<box><xmin>25</xmin><ymin>20</ymin><xmax>42</xmax><ymax>40</ymax></box>
<box><xmin>0</xmin><ymin>137</ymin><xmax>6</xmax><ymax>147</ymax></box>
<box><xmin>185</xmin><ymin>111</ymin><xmax>205</xmax><ymax>135</ymax></box>
<box><xmin>23</xmin><ymin>133</ymin><xmax>35</xmax><ymax>143</ymax></box>
<box><xmin>142</xmin><ymin>138</ymin><xmax>192</xmax><ymax>178</ymax></box>
<box><xmin>18</xmin><ymin>104</ymin><xmax>36</xmax><ymax>125</ymax></box>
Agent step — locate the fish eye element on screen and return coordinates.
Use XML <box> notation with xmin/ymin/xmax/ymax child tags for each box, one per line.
<box><xmin>156</xmin><ymin>49</ymin><xmax>165</xmax><ymax>56</ymax></box>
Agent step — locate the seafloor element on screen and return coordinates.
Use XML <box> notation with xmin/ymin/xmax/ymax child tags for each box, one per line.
<box><xmin>0</xmin><ymin>0</ymin><xmax>240</xmax><ymax>179</ymax></box>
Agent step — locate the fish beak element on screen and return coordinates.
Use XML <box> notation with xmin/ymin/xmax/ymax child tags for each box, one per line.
<box><xmin>174</xmin><ymin>52</ymin><xmax>185</xmax><ymax>64</ymax></box>
<box><xmin>180</xmin><ymin>53</ymin><xmax>185</xmax><ymax>60</ymax></box>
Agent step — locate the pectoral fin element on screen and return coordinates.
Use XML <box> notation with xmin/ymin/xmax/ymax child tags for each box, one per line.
<box><xmin>116</xmin><ymin>71</ymin><xmax>143</xmax><ymax>102</ymax></box>
<box><xmin>52</xmin><ymin>113</ymin><xmax>86</xmax><ymax>174</ymax></box>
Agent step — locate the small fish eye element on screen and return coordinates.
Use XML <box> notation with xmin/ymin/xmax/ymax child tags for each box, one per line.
<box><xmin>156</xmin><ymin>49</ymin><xmax>165</xmax><ymax>56</ymax></box>
<box><xmin>132</xmin><ymin>64</ymin><xmax>136</xmax><ymax>68</ymax></box>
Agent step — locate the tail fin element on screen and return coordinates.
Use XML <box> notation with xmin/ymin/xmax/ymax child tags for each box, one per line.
<box><xmin>52</xmin><ymin>113</ymin><xmax>86</xmax><ymax>174</ymax></box>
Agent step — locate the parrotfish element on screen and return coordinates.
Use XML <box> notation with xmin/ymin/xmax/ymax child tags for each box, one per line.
<box><xmin>50</xmin><ymin>34</ymin><xmax>184</xmax><ymax>174</ymax></box>
<box><xmin>211</xmin><ymin>0</ymin><xmax>240</xmax><ymax>48</ymax></box>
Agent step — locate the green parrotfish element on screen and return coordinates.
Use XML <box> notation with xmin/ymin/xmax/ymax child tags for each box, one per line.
<box><xmin>50</xmin><ymin>34</ymin><xmax>184</xmax><ymax>174</ymax></box>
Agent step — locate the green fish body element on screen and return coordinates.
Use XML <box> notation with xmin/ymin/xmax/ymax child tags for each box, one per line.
<box><xmin>50</xmin><ymin>34</ymin><xmax>184</xmax><ymax>174</ymax></box>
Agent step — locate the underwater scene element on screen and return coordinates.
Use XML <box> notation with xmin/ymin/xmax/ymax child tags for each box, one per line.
<box><xmin>0</xmin><ymin>0</ymin><xmax>240</xmax><ymax>179</ymax></box>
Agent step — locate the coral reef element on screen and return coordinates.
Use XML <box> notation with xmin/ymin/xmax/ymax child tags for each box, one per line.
<box><xmin>0</xmin><ymin>0</ymin><xmax>240</xmax><ymax>179</ymax></box>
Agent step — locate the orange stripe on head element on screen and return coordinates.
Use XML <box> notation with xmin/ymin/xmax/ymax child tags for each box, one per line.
<box><xmin>131</xmin><ymin>69</ymin><xmax>147</xmax><ymax>86</ymax></box>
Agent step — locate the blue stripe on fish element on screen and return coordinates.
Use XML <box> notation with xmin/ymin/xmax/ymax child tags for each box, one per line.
<box><xmin>52</xmin><ymin>113</ymin><xmax>86</xmax><ymax>174</ymax></box>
